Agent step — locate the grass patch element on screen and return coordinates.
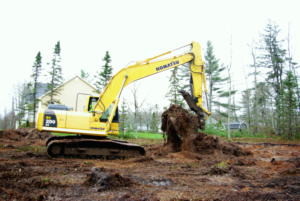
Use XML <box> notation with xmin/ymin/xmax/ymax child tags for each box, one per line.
<box><xmin>217</xmin><ymin>161</ymin><xmax>228</xmax><ymax>169</ymax></box>
<box><xmin>16</xmin><ymin>146</ymin><xmax>31</xmax><ymax>152</ymax></box>
<box><xmin>116</xmin><ymin>132</ymin><xmax>164</xmax><ymax>140</ymax></box>
<box><xmin>51</xmin><ymin>132</ymin><xmax>76</xmax><ymax>136</ymax></box>
<box><xmin>204</xmin><ymin>126</ymin><xmax>300</xmax><ymax>144</ymax></box>
<box><xmin>16</xmin><ymin>145</ymin><xmax>46</xmax><ymax>154</ymax></box>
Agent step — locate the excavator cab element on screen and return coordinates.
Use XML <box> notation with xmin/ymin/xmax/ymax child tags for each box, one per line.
<box><xmin>86</xmin><ymin>96</ymin><xmax>119</xmax><ymax>123</ymax></box>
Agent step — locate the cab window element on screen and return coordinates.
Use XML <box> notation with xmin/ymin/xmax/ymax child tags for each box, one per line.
<box><xmin>100</xmin><ymin>104</ymin><xmax>119</xmax><ymax>123</ymax></box>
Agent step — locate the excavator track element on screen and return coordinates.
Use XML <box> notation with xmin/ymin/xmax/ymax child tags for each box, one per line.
<box><xmin>46</xmin><ymin>135</ymin><xmax>146</xmax><ymax>159</ymax></box>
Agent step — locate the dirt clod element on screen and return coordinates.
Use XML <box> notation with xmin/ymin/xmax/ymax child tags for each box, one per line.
<box><xmin>85</xmin><ymin>167</ymin><xmax>134</xmax><ymax>191</ymax></box>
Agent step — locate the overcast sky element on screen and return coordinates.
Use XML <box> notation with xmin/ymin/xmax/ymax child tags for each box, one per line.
<box><xmin>0</xmin><ymin>0</ymin><xmax>299</xmax><ymax>115</ymax></box>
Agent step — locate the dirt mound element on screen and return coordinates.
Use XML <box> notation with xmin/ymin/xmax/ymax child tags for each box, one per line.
<box><xmin>161</xmin><ymin>104</ymin><xmax>251</xmax><ymax>157</ymax></box>
<box><xmin>0</xmin><ymin>127</ymin><xmax>52</xmax><ymax>140</ymax></box>
<box><xmin>85</xmin><ymin>167</ymin><xmax>134</xmax><ymax>191</ymax></box>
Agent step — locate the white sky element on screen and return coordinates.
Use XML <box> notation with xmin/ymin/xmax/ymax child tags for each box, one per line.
<box><xmin>0</xmin><ymin>0</ymin><xmax>300</xmax><ymax>115</ymax></box>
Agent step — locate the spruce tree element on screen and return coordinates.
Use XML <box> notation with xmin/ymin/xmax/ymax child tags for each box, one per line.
<box><xmin>119</xmin><ymin>99</ymin><xmax>129</xmax><ymax>138</ymax></box>
<box><xmin>94</xmin><ymin>51</ymin><xmax>113</xmax><ymax>93</ymax></box>
<box><xmin>166</xmin><ymin>66</ymin><xmax>184</xmax><ymax>106</ymax></box>
<box><xmin>278</xmin><ymin>71</ymin><xmax>299</xmax><ymax>139</ymax></box>
<box><xmin>45</xmin><ymin>41</ymin><xmax>63</xmax><ymax>105</ymax></box>
<box><xmin>204</xmin><ymin>41</ymin><xmax>229</xmax><ymax>123</ymax></box>
<box><xmin>258</xmin><ymin>20</ymin><xmax>286</xmax><ymax>135</ymax></box>
<box><xmin>178</xmin><ymin>63</ymin><xmax>190</xmax><ymax>92</ymax></box>
<box><xmin>80</xmin><ymin>69</ymin><xmax>92</xmax><ymax>84</ymax></box>
<box><xmin>150</xmin><ymin>104</ymin><xmax>160</xmax><ymax>133</ymax></box>
<box><xmin>29</xmin><ymin>51</ymin><xmax>42</xmax><ymax>127</ymax></box>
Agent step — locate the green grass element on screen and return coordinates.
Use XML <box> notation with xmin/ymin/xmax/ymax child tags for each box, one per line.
<box><xmin>16</xmin><ymin>145</ymin><xmax>46</xmax><ymax>154</ymax></box>
<box><xmin>51</xmin><ymin>132</ymin><xmax>76</xmax><ymax>136</ymax></box>
<box><xmin>116</xmin><ymin>132</ymin><xmax>164</xmax><ymax>139</ymax></box>
<box><xmin>204</xmin><ymin>126</ymin><xmax>300</xmax><ymax>144</ymax></box>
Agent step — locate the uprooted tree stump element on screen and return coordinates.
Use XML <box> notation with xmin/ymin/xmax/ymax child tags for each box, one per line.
<box><xmin>161</xmin><ymin>104</ymin><xmax>199</xmax><ymax>152</ymax></box>
<box><xmin>161</xmin><ymin>104</ymin><xmax>251</xmax><ymax>157</ymax></box>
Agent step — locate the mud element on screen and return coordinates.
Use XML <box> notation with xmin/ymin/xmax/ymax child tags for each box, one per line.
<box><xmin>0</xmin><ymin>125</ymin><xmax>299</xmax><ymax>200</ymax></box>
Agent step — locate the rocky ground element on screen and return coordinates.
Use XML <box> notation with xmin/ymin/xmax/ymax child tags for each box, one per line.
<box><xmin>0</xmin><ymin>106</ymin><xmax>299</xmax><ymax>200</ymax></box>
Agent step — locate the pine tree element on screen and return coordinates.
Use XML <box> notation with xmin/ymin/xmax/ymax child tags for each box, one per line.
<box><xmin>166</xmin><ymin>66</ymin><xmax>184</xmax><ymax>106</ymax></box>
<box><xmin>204</xmin><ymin>41</ymin><xmax>229</xmax><ymax>123</ymax></box>
<box><xmin>94</xmin><ymin>51</ymin><xmax>113</xmax><ymax>93</ymax></box>
<box><xmin>45</xmin><ymin>41</ymin><xmax>63</xmax><ymax>105</ymax></box>
<box><xmin>258</xmin><ymin>20</ymin><xmax>286</xmax><ymax>135</ymax></box>
<box><xmin>80</xmin><ymin>69</ymin><xmax>92</xmax><ymax>84</ymax></box>
<box><xmin>255</xmin><ymin>82</ymin><xmax>274</xmax><ymax>133</ymax></box>
<box><xmin>278</xmin><ymin>71</ymin><xmax>299</xmax><ymax>139</ymax></box>
<box><xmin>178</xmin><ymin>63</ymin><xmax>190</xmax><ymax>92</ymax></box>
<box><xmin>119</xmin><ymin>99</ymin><xmax>129</xmax><ymax>138</ymax></box>
<box><xmin>286</xmin><ymin>25</ymin><xmax>300</xmax><ymax>113</ymax></box>
<box><xmin>150</xmin><ymin>104</ymin><xmax>160</xmax><ymax>133</ymax></box>
<box><xmin>29</xmin><ymin>51</ymin><xmax>42</xmax><ymax>127</ymax></box>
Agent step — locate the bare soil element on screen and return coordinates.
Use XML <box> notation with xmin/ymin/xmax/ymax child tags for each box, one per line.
<box><xmin>0</xmin><ymin>118</ymin><xmax>299</xmax><ymax>200</ymax></box>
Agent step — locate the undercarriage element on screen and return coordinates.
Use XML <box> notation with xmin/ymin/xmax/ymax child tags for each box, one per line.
<box><xmin>46</xmin><ymin>135</ymin><xmax>146</xmax><ymax>159</ymax></box>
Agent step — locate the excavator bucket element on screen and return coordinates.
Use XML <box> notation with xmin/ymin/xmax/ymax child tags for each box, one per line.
<box><xmin>180</xmin><ymin>90</ymin><xmax>206</xmax><ymax>130</ymax></box>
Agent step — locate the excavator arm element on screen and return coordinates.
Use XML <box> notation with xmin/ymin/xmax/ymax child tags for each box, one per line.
<box><xmin>93</xmin><ymin>41</ymin><xmax>211</xmax><ymax>131</ymax></box>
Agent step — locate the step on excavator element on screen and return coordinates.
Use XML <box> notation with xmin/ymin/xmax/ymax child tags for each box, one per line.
<box><xmin>36</xmin><ymin>41</ymin><xmax>211</xmax><ymax>158</ymax></box>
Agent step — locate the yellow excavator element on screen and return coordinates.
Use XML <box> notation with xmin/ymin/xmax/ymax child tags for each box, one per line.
<box><xmin>36</xmin><ymin>41</ymin><xmax>211</xmax><ymax>158</ymax></box>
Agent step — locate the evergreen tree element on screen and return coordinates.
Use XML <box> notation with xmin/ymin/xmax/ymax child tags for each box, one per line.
<box><xmin>16</xmin><ymin>81</ymin><xmax>31</xmax><ymax>127</ymax></box>
<box><xmin>178</xmin><ymin>63</ymin><xmax>190</xmax><ymax>92</ymax></box>
<box><xmin>29</xmin><ymin>51</ymin><xmax>42</xmax><ymax>127</ymax></box>
<box><xmin>256</xmin><ymin>82</ymin><xmax>274</xmax><ymax>133</ymax></box>
<box><xmin>150</xmin><ymin>104</ymin><xmax>160</xmax><ymax>133</ymax></box>
<box><xmin>286</xmin><ymin>29</ymin><xmax>300</xmax><ymax>112</ymax></box>
<box><xmin>45</xmin><ymin>41</ymin><xmax>63</xmax><ymax>105</ymax></box>
<box><xmin>204</xmin><ymin>41</ymin><xmax>229</xmax><ymax>122</ymax></box>
<box><xmin>94</xmin><ymin>51</ymin><xmax>113</xmax><ymax>93</ymax></box>
<box><xmin>258</xmin><ymin>20</ymin><xmax>286</xmax><ymax>135</ymax></box>
<box><xmin>240</xmin><ymin>89</ymin><xmax>253</xmax><ymax>130</ymax></box>
<box><xmin>80</xmin><ymin>69</ymin><xmax>92</xmax><ymax>84</ymax></box>
<box><xmin>119</xmin><ymin>99</ymin><xmax>129</xmax><ymax>138</ymax></box>
<box><xmin>278</xmin><ymin>71</ymin><xmax>299</xmax><ymax>139</ymax></box>
<box><xmin>166</xmin><ymin>66</ymin><xmax>184</xmax><ymax>106</ymax></box>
